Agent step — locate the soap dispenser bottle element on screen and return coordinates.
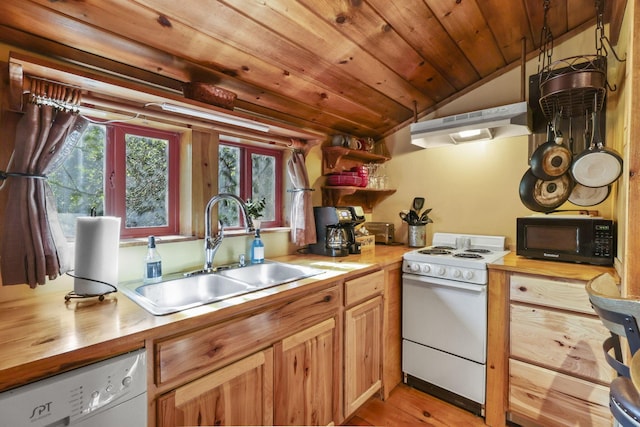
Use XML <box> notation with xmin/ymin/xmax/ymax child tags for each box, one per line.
<box><xmin>250</xmin><ymin>229</ymin><xmax>265</xmax><ymax>264</ymax></box>
<box><xmin>144</xmin><ymin>235</ymin><xmax>162</xmax><ymax>283</ymax></box>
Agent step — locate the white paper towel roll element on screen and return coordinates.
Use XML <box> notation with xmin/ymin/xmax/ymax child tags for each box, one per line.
<box><xmin>73</xmin><ymin>216</ymin><xmax>121</xmax><ymax>295</ymax></box>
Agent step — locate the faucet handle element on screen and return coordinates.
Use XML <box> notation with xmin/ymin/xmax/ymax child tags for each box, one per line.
<box><xmin>212</xmin><ymin>233</ymin><xmax>223</xmax><ymax>247</ymax></box>
<box><xmin>238</xmin><ymin>253</ymin><xmax>246</xmax><ymax>267</ymax></box>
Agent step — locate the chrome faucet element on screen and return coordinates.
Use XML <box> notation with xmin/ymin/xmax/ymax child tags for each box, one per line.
<box><xmin>203</xmin><ymin>193</ymin><xmax>254</xmax><ymax>272</ymax></box>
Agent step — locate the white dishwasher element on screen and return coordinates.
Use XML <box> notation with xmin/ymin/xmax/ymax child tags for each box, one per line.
<box><xmin>0</xmin><ymin>348</ymin><xmax>146</xmax><ymax>427</ymax></box>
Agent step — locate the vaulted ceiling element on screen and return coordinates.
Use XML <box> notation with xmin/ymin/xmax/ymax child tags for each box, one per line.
<box><xmin>0</xmin><ymin>0</ymin><xmax>626</xmax><ymax>140</ymax></box>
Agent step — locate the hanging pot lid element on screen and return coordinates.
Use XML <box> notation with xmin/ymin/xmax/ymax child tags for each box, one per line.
<box><xmin>568</xmin><ymin>183</ymin><xmax>610</xmax><ymax>206</ymax></box>
<box><xmin>571</xmin><ymin>150</ymin><xmax>622</xmax><ymax>187</ymax></box>
<box><xmin>571</xmin><ymin>108</ymin><xmax>622</xmax><ymax>187</ymax></box>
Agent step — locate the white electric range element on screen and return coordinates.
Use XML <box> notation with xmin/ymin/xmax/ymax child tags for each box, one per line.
<box><xmin>402</xmin><ymin>233</ymin><xmax>509</xmax><ymax>416</ymax></box>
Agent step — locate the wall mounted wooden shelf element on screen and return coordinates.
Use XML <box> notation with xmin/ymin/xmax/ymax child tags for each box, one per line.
<box><xmin>321</xmin><ymin>187</ymin><xmax>396</xmax><ymax>213</ymax></box>
<box><xmin>321</xmin><ymin>145</ymin><xmax>394</xmax><ymax>212</ymax></box>
<box><xmin>322</xmin><ymin>146</ymin><xmax>389</xmax><ymax>175</ymax></box>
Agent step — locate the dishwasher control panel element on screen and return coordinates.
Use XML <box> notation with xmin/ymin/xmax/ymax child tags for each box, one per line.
<box><xmin>0</xmin><ymin>348</ymin><xmax>146</xmax><ymax>427</ymax></box>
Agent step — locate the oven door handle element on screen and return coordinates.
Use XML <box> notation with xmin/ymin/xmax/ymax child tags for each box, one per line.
<box><xmin>402</xmin><ymin>273</ymin><xmax>486</xmax><ymax>293</ymax></box>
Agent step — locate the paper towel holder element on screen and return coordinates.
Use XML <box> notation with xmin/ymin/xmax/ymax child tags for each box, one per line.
<box><xmin>64</xmin><ymin>214</ymin><xmax>121</xmax><ymax>302</ymax></box>
<box><xmin>64</xmin><ymin>271</ymin><xmax>117</xmax><ymax>301</ymax></box>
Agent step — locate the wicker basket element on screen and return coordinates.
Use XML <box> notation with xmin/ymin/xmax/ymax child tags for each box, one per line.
<box><xmin>182</xmin><ymin>82</ymin><xmax>237</xmax><ymax>110</ymax></box>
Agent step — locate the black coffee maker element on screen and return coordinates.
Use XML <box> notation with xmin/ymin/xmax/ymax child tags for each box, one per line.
<box><xmin>309</xmin><ymin>206</ymin><xmax>365</xmax><ymax>257</ymax></box>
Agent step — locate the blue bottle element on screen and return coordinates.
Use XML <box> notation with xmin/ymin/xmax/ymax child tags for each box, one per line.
<box><xmin>250</xmin><ymin>229</ymin><xmax>265</xmax><ymax>264</ymax></box>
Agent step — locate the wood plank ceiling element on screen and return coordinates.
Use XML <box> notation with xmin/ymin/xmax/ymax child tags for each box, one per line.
<box><xmin>0</xmin><ymin>0</ymin><xmax>626</xmax><ymax>140</ymax></box>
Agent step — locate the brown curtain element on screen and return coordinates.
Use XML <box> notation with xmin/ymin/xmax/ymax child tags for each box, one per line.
<box><xmin>1</xmin><ymin>102</ymin><xmax>88</xmax><ymax>288</ymax></box>
<box><xmin>287</xmin><ymin>139</ymin><xmax>316</xmax><ymax>246</ymax></box>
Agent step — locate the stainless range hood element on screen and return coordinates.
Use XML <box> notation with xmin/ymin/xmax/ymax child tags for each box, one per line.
<box><xmin>410</xmin><ymin>101</ymin><xmax>531</xmax><ymax>148</ymax></box>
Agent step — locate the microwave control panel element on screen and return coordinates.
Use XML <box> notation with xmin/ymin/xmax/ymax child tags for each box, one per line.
<box><xmin>594</xmin><ymin>223</ymin><xmax>614</xmax><ymax>257</ymax></box>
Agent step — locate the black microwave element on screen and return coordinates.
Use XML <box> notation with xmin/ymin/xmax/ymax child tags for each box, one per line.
<box><xmin>516</xmin><ymin>217</ymin><xmax>615</xmax><ymax>266</ymax></box>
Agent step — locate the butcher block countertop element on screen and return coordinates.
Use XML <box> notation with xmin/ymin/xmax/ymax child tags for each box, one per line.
<box><xmin>489</xmin><ymin>252</ymin><xmax>620</xmax><ymax>282</ymax></box>
<box><xmin>0</xmin><ymin>245</ymin><xmax>409</xmax><ymax>392</ymax></box>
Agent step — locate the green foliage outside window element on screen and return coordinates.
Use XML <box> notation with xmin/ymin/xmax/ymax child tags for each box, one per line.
<box><xmin>49</xmin><ymin>124</ymin><xmax>173</xmax><ymax>237</ymax></box>
<box><xmin>251</xmin><ymin>153</ymin><xmax>275</xmax><ymax>222</ymax></box>
<box><xmin>49</xmin><ymin>124</ymin><xmax>105</xmax><ymax>237</ymax></box>
<box><xmin>218</xmin><ymin>144</ymin><xmax>278</xmax><ymax>228</ymax></box>
<box><xmin>125</xmin><ymin>134</ymin><xmax>169</xmax><ymax>228</ymax></box>
<box><xmin>218</xmin><ymin>144</ymin><xmax>241</xmax><ymax>226</ymax></box>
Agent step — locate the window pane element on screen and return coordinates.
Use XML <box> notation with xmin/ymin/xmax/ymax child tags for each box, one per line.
<box><xmin>49</xmin><ymin>124</ymin><xmax>106</xmax><ymax>238</ymax></box>
<box><xmin>218</xmin><ymin>145</ymin><xmax>240</xmax><ymax>227</ymax></box>
<box><xmin>251</xmin><ymin>153</ymin><xmax>276</xmax><ymax>222</ymax></box>
<box><xmin>125</xmin><ymin>133</ymin><xmax>168</xmax><ymax>228</ymax></box>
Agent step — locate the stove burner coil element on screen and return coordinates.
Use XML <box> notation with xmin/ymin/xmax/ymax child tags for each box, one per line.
<box><xmin>453</xmin><ymin>253</ymin><xmax>484</xmax><ymax>259</ymax></box>
<box><xmin>418</xmin><ymin>249</ymin><xmax>452</xmax><ymax>255</ymax></box>
<box><xmin>466</xmin><ymin>248</ymin><xmax>491</xmax><ymax>254</ymax></box>
<box><xmin>432</xmin><ymin>245</ymin><xmax>455</xmax><ymax>250</ymax></box>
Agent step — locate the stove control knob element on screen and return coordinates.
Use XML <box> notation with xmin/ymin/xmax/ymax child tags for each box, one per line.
<box><xmin>409</xmin><ymin>263</ymin><xmax>420</xmax><ymax>273</ymax></box>
<box><xmin>421</xmin><ymin>264</ymin><xmax>431</xmax><ymax>273</ymax></box>
<box><xmin>452</xmin><ymin>269</ymin><xmax>461</xmax><ymax>278</ymax></box>
<box><xmin>463</xmin><ymin>270</ymin><xmax>474</xmax><ymax>280</ymax></box>
<box><xmin>436</xmin><ymin>266</ymin><xmax>446</xmax><ymax>276</ymax></box>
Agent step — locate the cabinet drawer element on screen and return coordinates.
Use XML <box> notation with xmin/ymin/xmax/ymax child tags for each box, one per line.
<box><xmin>345</xmin><ymin>270</ymin><xmax>384</xmax><ymax>306</ymax></box>
<box><xmin>510</xmin><ymin>273</ymin><xmax>594</xmax><ymax>314</ymax></box>
<box><xmin>509</xmin><ymin>359</ymin><xmax>611</xmax><ymax>426</ymax></box>
<box><xmin>510</xmin><ymin>304</ymin><xmax>614</xmax><ymax>384</ymax></box>
<box><xmin>155</xmin><ymin>285</ymin><xmax>339</xmax><ymax>387</ymax></box>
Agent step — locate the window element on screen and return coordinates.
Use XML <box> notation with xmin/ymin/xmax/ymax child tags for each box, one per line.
<box><xmin>49</xmin><ymin>122</ymin><xmax>179</xmax><ymax>239</ymax></box>
<box><xmin>218</xmin><ymin>141</ymin><xmax>282</xmax><ymax>228</ymax></box>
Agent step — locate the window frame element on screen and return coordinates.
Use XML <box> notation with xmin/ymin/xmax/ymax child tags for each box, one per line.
<box><xmin>105</xmin><ymin>123</ymin><xmax>180</xmax><ymax>238</ymax></box>
<box><xmin>219</xmin><ymin>140</ymin><xmax>283</xmax><ymax>229</ymax></box>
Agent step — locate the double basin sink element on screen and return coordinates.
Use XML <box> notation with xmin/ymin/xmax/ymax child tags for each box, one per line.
<box><xmin>120</xmin><ymin>261</ymin><xmax>325</xmax><ymax>315</ymax></box>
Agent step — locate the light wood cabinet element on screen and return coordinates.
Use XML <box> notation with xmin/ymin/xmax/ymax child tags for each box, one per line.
<box><xmin>274</xmin><ymin>318</ymin><xmax>337</xmax><ymax>426</ymax></box>
<box><xmin>344</xmin><ymin>296</ymin><xmax>382</xmax><ymax>416</ymax></box>
<box><xmin>157</xmin><ymin>349</ymin><xmax>274</xmax><ymax>426</ymax></box>
<box><xmin>153</xmin><ymin>284</ymin><xmax>340</xmax><ymax>426</ymax></box>
<box><xmin>343</xmin><ymin>270</ymin><xmax>384</xmax><ymax>417</ymax></box>
<box><xmin>150</xmin><ymin>262</ymin><xmax>403</xmax><ymax>427</ymax></box>
<box><xmin>506</xmin><ymin>273</ymin><xmax>613</xmax><ymax>426</ymax></box>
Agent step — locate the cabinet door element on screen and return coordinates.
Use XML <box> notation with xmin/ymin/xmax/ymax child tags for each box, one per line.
<box><xmin>344</xmin><ymin>296</ymin><xmax>382</xmax><ymax>416</ymax></box>
<box><xmin>510</xmin><ymin>303</ymin><xmax>614</xmax><ymax>384</ymax></box>
<box><xmin>157</xmin><ymin>349</ymin><xmax>273</xmax><ymax>427</ymax></box>
<box><xmin>509</xmin><ymin>359</ymin><xmax>611</xmax><ymax>426</ymax></box>
<box><xmin>274</xmin><ymin>318</ymin><xmax>337</xmax><ymax>426</ymax></box>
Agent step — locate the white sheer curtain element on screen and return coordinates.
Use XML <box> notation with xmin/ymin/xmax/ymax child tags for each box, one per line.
<box><xmin>287</xmin><ymin>140</ymin><xmax>316</xmax><ymax>246</ymax></box>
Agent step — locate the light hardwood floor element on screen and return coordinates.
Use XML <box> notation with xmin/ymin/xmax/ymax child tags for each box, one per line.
<box><xmin>343</xmin><ymin>384</ymin><xmax>488</xmax><ymax>426</ymax></box>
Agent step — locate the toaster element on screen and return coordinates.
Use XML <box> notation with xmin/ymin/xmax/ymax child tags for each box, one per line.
<box><xmin>364</xmin><ymin>222</ymin><xmax>395</xmax><ymax>244</ymax></box>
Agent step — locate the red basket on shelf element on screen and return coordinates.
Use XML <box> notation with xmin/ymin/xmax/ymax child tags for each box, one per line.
<box><xmin>326</xmin><ymin>173</ymin><xmax>362</xmax><ymax>187</ymax></box>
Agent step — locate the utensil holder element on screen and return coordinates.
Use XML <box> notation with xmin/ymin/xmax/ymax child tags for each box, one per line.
<box><xmin>408</xmin><ymin>225</ymin><xmax>426</xmax><ymax>247</ymax></box>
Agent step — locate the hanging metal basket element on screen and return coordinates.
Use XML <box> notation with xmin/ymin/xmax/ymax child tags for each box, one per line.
<box><xmin>538</xmin><ymin>55</ymin><xmax>607</xmax><ymax>119</ymax></box>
